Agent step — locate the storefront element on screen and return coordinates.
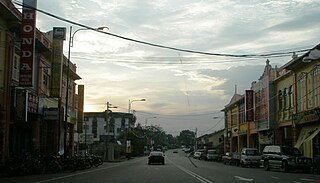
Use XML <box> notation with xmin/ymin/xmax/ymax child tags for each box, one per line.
<box><xmin>293</xmin><ymin>108</ymin><xmax>320</xmax><ymax>158</ymax></box>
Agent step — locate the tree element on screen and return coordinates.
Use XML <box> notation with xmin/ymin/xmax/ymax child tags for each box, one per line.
<box><xmin>177</xmin><ymin>130</ymin><xmax>195</xmax><ymax>147</ymax></box>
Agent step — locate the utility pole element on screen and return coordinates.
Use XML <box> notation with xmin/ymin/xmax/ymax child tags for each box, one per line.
<box><xmin>195</xmin><ymin>128</ymin><xmax>197</xmax><ymax>151</ymax></box>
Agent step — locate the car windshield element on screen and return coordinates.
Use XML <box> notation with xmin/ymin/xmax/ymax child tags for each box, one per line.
<box><xmin>207</xmin><ymin>150</ymin><xmax>217</xmax><ymax>154</ymax></box>
<box><xmin>246</xmin><ymin>150</ymin><xmax>259</xmax><ymax>156</ymax></box>
<box><xmin>282</xmin><ymin>147</ymin><xmax>302</xmax><ymax>156</ymax></box>
<box><xmin>150</xmin><ymin>152</ymin><xmax>163</xmax><ymax>156</ymax></box>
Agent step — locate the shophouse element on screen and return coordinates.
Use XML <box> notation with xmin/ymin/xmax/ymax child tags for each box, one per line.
<box><xmin>251</xmin><ymin>60</ymin><xmax>278</xmax><ymax>151</ymax></box>
<box><xmin>273</xmin><ymin>57</ymin><xmax>296</xmax><ymax>147</ymax></box>
<box><xmin>0</xmin><ymin>0</ymin><xmax>82</xmax><ymax>162</ymax></box>
<box><xmin>223</xmin><ymin>60</ymin><xmax>279</xmax><ymax>154</ymax></box>
<box><xmin>222</xmin><ymin>93</ymin><xmax>243</xmax><ymax>153</ymax></box>
<box><xmin>286</xmin><ymin>44</ymin><xmax>320</xmax><ymax>158</ymax></box>
<box><xmin>0</xmin><ymin>0</ymin><xmax>21</xmax><ymax>161</ymax></box>
<box><xmin>207</xmin><ymin>129</ymin><xmax>224</xmax><ymax>154</ymax></box>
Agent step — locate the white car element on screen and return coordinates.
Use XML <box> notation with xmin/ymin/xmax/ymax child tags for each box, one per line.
<box><xmin>193</xmin><ymin>152</ymin><xmax>202</xmax><ymax>159</ymax></box>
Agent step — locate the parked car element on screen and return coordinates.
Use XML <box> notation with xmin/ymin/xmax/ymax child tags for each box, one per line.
<box><xmin>239</xmin><ymin>148</ymin><xmax>261</xmax><ymax>167</ymax></box>
<box><xmin>206</xmin><ymin>149</ymin><xmax>222</xmax><ymax>161</ymax></box>
<box><xmin>261</xmin><ymin>145</ymin><xmax>313</xmax><ymax>173</ymax></box>
<box><xmin>193</xmin><ymin>152</ymin><xmax>202</xmax><ymax>159</ymax></box>
<box><xmin>194</xmin><ymin>149</ymin><xmax>206</xmax><ymax>160</ymax></box>
<box><xmin>148</xmin><ymin>151</ymin><xmax>165</xmax><ymax>165</ymax></box>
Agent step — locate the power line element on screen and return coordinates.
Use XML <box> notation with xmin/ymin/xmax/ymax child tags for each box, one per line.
<box><xmin>13</xmin><ymin>1</ymin><xmax>311</xmax><ymax>58</ymax></box>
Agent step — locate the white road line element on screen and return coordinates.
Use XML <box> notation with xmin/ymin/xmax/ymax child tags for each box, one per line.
<box><xmin>167</xmin><ymin>158</ymin><xmax>213</xmax><ymax>183</ymax></box>
<box><xmin>271</xmin><ymin>176</ymin><xmax>280</xmax><ymax>179</ymax></box>
<box><xmin>234</xmin><ymin>176</ymin><xmax>254</xmax><ymax>182</ymax></box>
<box><xmin>35</xmin><ymin>164</ymin><xmax>121</xmax><ymax>183</ymax></box>
<box><xmin>299</xmin><ymin>178</ymin><xmax>316</xmax><ymax>182</ymax></box>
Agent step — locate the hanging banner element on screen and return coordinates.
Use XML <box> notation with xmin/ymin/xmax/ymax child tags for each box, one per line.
<box><xmin>77</xmin><ymin>85</ymin><xmax>84</xmax><ymax>133</ymax></box>
<box><xmin>245</xmin><ymin>90</ymin><xmax>254</xmax><ymax>122</ymax></box>
<box><xmin>19</xmin><ymin>0</ymin><xmax>37</xmax><ymax>86</ymax></box>
<box><xmin>50</xmin><ymin>27</ymin><xmax>66</xmax><ymax>97</ymax></box>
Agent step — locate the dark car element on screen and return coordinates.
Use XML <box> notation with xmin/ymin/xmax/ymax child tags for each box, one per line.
<box><xmin>261</xmin><ymin>145</ymin><xmax>313</xmax><ymax>173</ymax></box>
<box><xmin>148</xmin><ymin>151</ymin><xmax>165</xmax><ymax>165</ymax></box>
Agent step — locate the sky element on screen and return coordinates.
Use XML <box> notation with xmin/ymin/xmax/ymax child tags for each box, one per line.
<box><xmin>17</xmin><ymin>0</ymin><xmax>320</xmax><ymax>136</ymax></box>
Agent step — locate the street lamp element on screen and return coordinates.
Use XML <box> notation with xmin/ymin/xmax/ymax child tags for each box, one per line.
<box><xmin>105</xmin><ymin>102</ymin><xmax>117</xmax><ymax>133</ymax></box>
<box><xmin>128</xmin><ymin>98</ymin><xmax>146</xmax><ymax>113</ymax></box>
<box><xmin>145</xmin><ymin>116</ymin><xmax>157</xmax><ymax>128</ymax></box>
<box><xmin>64</xmin><ymin>26</ymin><xmax>108</xmax><ymax>157</ymax></box>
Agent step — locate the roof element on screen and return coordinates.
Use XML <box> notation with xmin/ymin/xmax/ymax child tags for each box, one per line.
<box><xmin>221</xmin><ymin>94</ymin><xmax>244</xmax><ymax>111</ymax></box>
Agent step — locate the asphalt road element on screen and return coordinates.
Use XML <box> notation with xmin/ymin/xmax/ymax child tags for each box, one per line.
<box><xmin>1</xmin><ymin>149</ymin><xmax>320</xmax><ymax>183</ymax></box>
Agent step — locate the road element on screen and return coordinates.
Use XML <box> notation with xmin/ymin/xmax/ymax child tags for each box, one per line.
<box><xmin>1</xmin><ymin>149</ymin><xmax>320</xmax><ymax>183</ymax></box>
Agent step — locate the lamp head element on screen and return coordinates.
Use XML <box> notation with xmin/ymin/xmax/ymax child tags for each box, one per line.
<box><xmin>97</xmin><ymin>26</ymin><xmax>109</xmax><ymax>31</ymax></box>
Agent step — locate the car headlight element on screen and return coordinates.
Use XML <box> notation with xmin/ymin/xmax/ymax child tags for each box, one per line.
<box><xmin>288</xmin><ymin>158</ymin><xmax>296</xmax><ymax>163</ymax></box>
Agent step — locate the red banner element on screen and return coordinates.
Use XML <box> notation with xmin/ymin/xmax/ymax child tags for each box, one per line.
<box><xmin>245</xmin><ymin>90</ymin><xmax>254</xmax><ymax>122</ymax></box>
<box><xmin>19</xmin><ymin>1</ymin><xmax>37</xmax><ymax>86</ymax></box>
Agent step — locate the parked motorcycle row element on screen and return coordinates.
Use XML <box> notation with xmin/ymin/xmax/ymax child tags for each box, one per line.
<box><xmin>0</xmin><ymin>153</ymin><xmax>103</xmax><ymax>177</ymax></box>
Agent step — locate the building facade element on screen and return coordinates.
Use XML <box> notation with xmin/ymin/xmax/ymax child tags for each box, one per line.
<box><xmin>0</xmin><ymin>0</ymin><xmax>82</xmax><ymax>162</ymax></box>
<box><xmin>223</xmin><ymin>44</ymin><xmax>320</xmax><ymax>160</ymax></box>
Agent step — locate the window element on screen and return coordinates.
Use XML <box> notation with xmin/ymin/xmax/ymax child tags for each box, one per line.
<box><xmin>283</xmin><ymin>88</ymin><xmax>287</xmax><ymax>110</ymax></box>
<box><xmin>312</xmin><ymin>65</ymin><xmax>320</xmax><ymax>107</ymax></box>
<box><xmin>288</xmin><ymin>85</ymin><xmax>293</xmax><ymax>109</ymax></box>
<box><xmin>297</xmin><ymin>73</ymin><xmax>307</xmax><ymax>111</ymax></box>
<box><xmin>278</xmin><ymin>90</ymin><xmax>282</xmax><ymax>110</ymax></box>
<box><xmin>109</xmin><ymin>118</ymin><xmax>115</xmax><ymax>133</ymax></box>
<box><xmin>12</xmin><ymin>53</ymin><xmax>20</xmax><ymax>81</ymax></box>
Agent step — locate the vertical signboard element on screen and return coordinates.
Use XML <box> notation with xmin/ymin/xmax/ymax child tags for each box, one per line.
<box><xmin>245</xmin><ymin>90</ymin><xmax>254</xmax><ymax>122</ymax></box>
<box><xmin>50</xmin><ymin>27</ymin><xmax>66</xmax><ymax>97</ymax></box>
<box><xmin>19</xmin><ymin>0</ymin><xmax>37</xmax><ymax>86</ymax></box>
<box><xmin>77</xmin><ymin>85</ymin><xmax>84</xmax><ymax>133</ymax></box>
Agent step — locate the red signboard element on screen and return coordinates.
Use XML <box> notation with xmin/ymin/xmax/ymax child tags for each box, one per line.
<box><xmin>245</xmin><ymin>90</ymin><xmax>254</xmax><ymax>122</ymax></box>
<box><xmin>19</xmin><ymin>0</ymin><xmax>37</xmax><ymax>86</ymax></box>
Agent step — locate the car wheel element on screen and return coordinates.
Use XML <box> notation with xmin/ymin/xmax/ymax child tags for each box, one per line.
<box><xmin>264</xmin><ymin>160</ymin><xmax>270</xmax><ymax>171</ymax></box>
<box><xmin>283</xmin><ymin>161</ymin><xmax>289</xmax><ymax>173</ymax></box>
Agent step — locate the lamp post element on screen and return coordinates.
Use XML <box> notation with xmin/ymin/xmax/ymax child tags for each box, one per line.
<box><xmin>65</xmin><ymin>26</ymin><xmax>108</xmax><ymax>157</ymax></box>
<box><xmin>145</xmin><ymin>116</ymin><xmax>157</xmax><ymax>128</ymax></box>
<box><xmin>105</xmin><ymin>102</ymin><xmax>117</xmax><ymax>133</ymax></box>
<box><xmin>128</xmin><ymin>98</ymin><xmax>146</xmax><ymax>113</ymax></box>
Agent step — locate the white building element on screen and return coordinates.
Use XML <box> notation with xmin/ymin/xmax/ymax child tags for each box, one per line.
<box><xmin>79</xmin><ymin>111</ymin><xmax>135</xmax><ymax>145</ymax></box>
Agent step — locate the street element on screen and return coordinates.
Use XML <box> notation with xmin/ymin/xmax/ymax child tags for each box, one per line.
<box><xmin>1</xmin><ymin>150</ymin><xmax>320</xmax><ymax>183</ymax></box>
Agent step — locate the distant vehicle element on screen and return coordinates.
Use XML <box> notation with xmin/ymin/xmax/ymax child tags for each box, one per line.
<box><xmin>193</xmin><ymin>149</ymin><xmax>205</xmax><ymax>159</ymax></box>
<box><xmin>222</xmin><ymin>152</ymin><xmax>233</xmax><ymax>165</ymax></box>
<box><xmin>193</xmin><ymin>152</ymin><xmax>202</xmax><ymax>159</ymax></box>
<box><xmin>261</xmin><ymin>145</ymin><xmax>313</xmax><ymax>173</ymax></box>
<box><xmin>239</xmin><ymin>148</ymin><xmax>261</xmax><ymax>167</ymax></box>
<box><xmin>148</xmin><ymin>151</ymin><xmax>165</xmax><ymax>165</ymax></box>
<box><xmin>173</xmin><ymin>150</ymin><xmax>178</xmax><ymax>153</ymax></box>
<box><xmin>206</xmin><ymin>150</ymin><xmax>222</xmax><ymax>161</ymax></box>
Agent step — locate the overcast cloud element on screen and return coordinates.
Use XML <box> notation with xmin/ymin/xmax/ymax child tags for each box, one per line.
<box><xmin>31</xmin><ymin>0</ymin><xmax>320</xmax><ymax>136</ymax></box>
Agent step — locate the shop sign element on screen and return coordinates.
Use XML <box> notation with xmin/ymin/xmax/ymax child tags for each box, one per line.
<box><xmin>19</xmin><ymin>0</ymin><xmax>37</xmax><ymax>86</ymax></box>
<box><xmin>28</xmin><ymin>92</ymin><xmax>38</xmax><ymax>113</ymax></box>
<box><xmin>245</xmin><ymin>90</ymin><xmax>254</xmax><ymax>121</ymax></box>
<box><xmin>293</xmin><ymin>108</ymin><xmax>320</xmax><ymax>124</ymax></box>
<box><xmin>43</xmin><ymin>108</ymin><xmax>59</xmax><ymax>120</ymax></box>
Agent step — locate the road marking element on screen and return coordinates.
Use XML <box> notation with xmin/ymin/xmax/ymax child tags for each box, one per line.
<box><xmin>300</xmin><ymin>178</ymin><xmax>316</xmax><ymax>182</ymax></box>
<box><xmin>271</xmin><ymin>176</ymin><xmax>280</xmax><ymax>179</ymax></box>
<box><xmin>167</xmin><ymin>158</ymin><xmax>214</xmax><ymax>183</ymax></box>
<box><xmin>35</xmin><ymin>164</ymin><xmax>121</xmax><ymax>183</ymax></box>
<box><xmin>234</xmin><ymin>176</ymin><xmax>254</xmax><ymax>182</ymax></box>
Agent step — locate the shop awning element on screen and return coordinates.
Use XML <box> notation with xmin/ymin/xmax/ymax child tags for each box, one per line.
<box><xmin>295</xmin><ymin>125</ymin><xmax>320</xmax><ymax>149</ymax></box>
